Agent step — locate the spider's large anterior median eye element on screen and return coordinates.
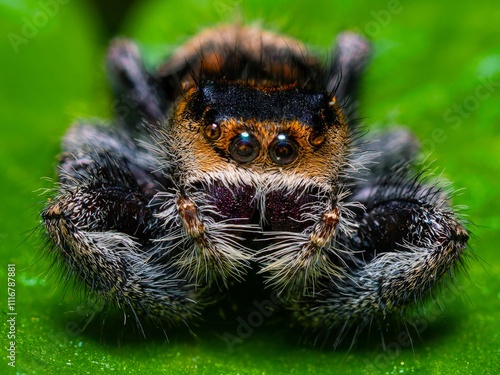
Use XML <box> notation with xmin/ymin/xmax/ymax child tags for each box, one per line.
<box><xmin>230</xmin><ymin>131</ymin><xmax>261</xmax><ymax>163</ymax></box>
<box><xmin>269</xmin><ymin>134</ymin><xmax>298</xmax><ymax>165</ymax></box>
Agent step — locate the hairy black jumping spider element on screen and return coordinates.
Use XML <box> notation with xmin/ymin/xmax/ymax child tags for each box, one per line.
<box><xmin>42</xmin><ymin>25</ymin><xmax>469</xmax><ymax>343</ymax></box>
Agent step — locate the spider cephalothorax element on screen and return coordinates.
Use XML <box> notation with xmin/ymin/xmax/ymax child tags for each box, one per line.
<box><xmin>42</xmin><ymin>25</ymin><xmax>469</xmax><ymax>341</ymax></box>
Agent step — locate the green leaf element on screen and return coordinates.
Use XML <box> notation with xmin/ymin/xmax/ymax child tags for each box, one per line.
<box><xmin>1</xmin><ymin>0</ymin><xmax>498</xmax><ymax>374</ymax></box>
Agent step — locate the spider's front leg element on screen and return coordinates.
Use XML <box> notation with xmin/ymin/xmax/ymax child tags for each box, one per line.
<box><xmin>42</xmin><ymin>124</ymin><xmax>200</xmax><ymax>327</ymax></box>
<box><xmin>291</xmin><ymin>171</ymin><xmax>469</xmax><ymax>339</ymax></box>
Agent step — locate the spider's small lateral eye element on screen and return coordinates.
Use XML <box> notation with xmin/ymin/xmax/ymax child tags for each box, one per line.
<box><xmin>229</xmin><ymin>131</ymin><xmax>261</xmax><ymax>163</ymax></box>
<box><xmin>203</xmin><ymin>123</ymin><xmax>221</xmax><ymax>140</ymax></box>
<box><xmin>308</xmin><ymin>130</ymin><xmax>326</xmax><ymax>147</ymax></box>
<box><xmin>269</xmin><ymin>134</ymin><xmax>299</xmax><ymax>165</ymax></box>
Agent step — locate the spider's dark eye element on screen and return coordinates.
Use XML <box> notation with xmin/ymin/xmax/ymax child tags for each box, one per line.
<box><xmin>269</xmin><ymin>134</ymin><xmax>298</xmax><ymax>165</ymax></box>
<box><xmin>308</xmin><ymin>130</ymin><xmax>326</xmax><ymax>147</ymax></box>
<box><xmin>229</xmin><ymin>132</ymin><xmax>261</xmax><ymax>163</ymax></box>
<box><xmin>204</xmin><ymin>123</ymin><xmax>221</xmax><ymax>140</ymax></box>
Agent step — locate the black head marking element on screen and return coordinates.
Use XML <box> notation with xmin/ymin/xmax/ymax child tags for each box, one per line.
<box><xmin>186</xmin><ymin>81</ymin><xmax>339</xmax><ymax>130</ymax></box>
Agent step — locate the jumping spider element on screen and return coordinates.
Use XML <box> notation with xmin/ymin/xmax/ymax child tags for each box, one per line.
<box><xmin>42</xmin><ymin>25</ymin><xmax>469</xmax><ymax>342</ymax></box>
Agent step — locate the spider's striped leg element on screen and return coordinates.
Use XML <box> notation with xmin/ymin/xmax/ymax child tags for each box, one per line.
<box><xmin>42</xmin><ymin>123</ymin><xmax>200</xmax><ymax>328</ymax></box>
<box><xmin>290</xmin><ymin>172</ymin><xmax>469</xmax><ymax>344</ymax></box>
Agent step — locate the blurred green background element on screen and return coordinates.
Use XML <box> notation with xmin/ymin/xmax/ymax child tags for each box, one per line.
<box><xmin>0</xmin><ymin>0</ymin><xmax>499</xmax><ymax>373</ymax></box>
